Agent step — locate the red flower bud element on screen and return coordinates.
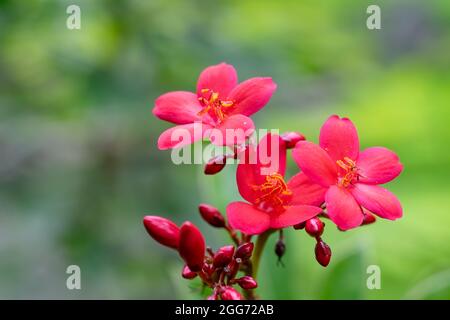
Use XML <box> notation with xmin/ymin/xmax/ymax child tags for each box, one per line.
<box><xmin>235</xmin><ymin>242</ymin><xmax>254</xmax><ymax>260</ymax></box>
<box><xmin>236</xmin><ymin>276</ymin><xmax>258</xmax><ymax>290</ymax></box>
<box><xmin>202</xmin><ymin>262</ymin><xmax>214</xmax><ymax>276</ymax></box>
<box><xmin>204</xmin><ymin>155</ymin><xmax>227</xmax><ymax>175</ymax></box>
<box><xmin>143</xmin><ymin>216</ymin><xmax>179</xmax><ymax>249</ymax></box>
<box><xmin>281</xmin><ymin>131</ymin><xmax>306</xmax><ymax>149</ymax></box>
<box><xmin>362</xmin><ymin>212</ymin><xmax>376</xmax><ymax>225</ymax></box>
<box><xmin>315</xmin><ymin>239</ymin><xmax>332</xmax><ymax>267</ymax></box>
<box><xmin>178</xmin><ymin>221</ymin><xmax>206</xmax><ymax>272</ymax></box>
<box><xmin>181</xmin><ymin>265</ymin><xmax>197</xmax><ymax>280</ymax></box>
<box><xmin>220</xmin><ymin>286</ymin><xmax>242</xmax><ymax>300</ymax></box>
<box><xmin>198</xmin><ymin>204</ymin><xmax>226</xmax><ymax>228</ymax></box>
<box><xmin>305</xmin><ymin>217</ymin><xmax>324</xmax><ymax>238</ymax></box>
<box><xmin>224</xmin><ymin>259</ymin><xmax>239</xmax><ymax>279</ymax></box>
<box><xmin>207</xmin><ymin>293</ymin><xmax>218</xmax><ymax>300</ymax></box>
<box><xmin>293</xmin><ymin>221</ymin><xmax>306</xmax><ymax>230</ymax></box>
<box><xmin>213</xmin><ymin>245</ymin><xmax>235</xmax><ymax>268</ymax></box>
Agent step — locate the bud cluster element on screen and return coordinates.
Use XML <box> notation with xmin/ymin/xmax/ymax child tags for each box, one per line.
<box><xmin>143</xmin><ymin>206</ymin><xmax>257</xmax><ymax>300</ymax></box>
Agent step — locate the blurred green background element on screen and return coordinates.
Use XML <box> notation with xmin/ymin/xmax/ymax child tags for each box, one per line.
<box><xmin>0</xmin><ymin>0</ymin><xmax>449</xmax><ymax>299</ymax></box>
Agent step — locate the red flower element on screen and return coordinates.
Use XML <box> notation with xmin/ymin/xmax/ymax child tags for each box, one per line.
<box><xmin>226</xmin><ymin>134</ymin><xmax>323</xmax><ymax>235</ymax></box>
<box><xmin>153</xmin><ymin>63</ymin><xmax>277</xmax><ymax>149</ymax></box>
<box><xmin>292</xmin><ymin>115</ymin><xmax>403</xmax><ymax>230</ymax></box>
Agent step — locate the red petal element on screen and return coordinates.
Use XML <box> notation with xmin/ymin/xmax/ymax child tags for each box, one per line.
<box><xmin>325</xmin><ymin>185</ymin><xmax>363</xmax><ymax>230</ymax></box>
<box><xmin>226</xmin><ymin>202</ymin><xmax>270</xmax><ymax>235</ymax></box>
<box><xmin>270</xmin><ymin>205</ymin><xmax>322</xmax><ymax>229</ymax></box>
<box><xmin>196</xmin><ymin>63</ymin><xmax>238</xmax><ymax>98</ymax></box>
<box><xmin>227</xmin><ymin>77</ymin><xmax>277</xmax><ymax>117</ymax></box>
<box><xmin>356</xmin><ymin>147</ymin><xmax>403</xmax><ymax>184</ymax></box>
<box><xmin>287</xmin><ymin>172</ymin><xmax>327</xmax><ymax>206</ymax></box>
<box><xmin>292</xmin><ymin>141</ymin><xmax>337</xmax><ymax>187</ymax></box>
<box><xmin>236</xmin><ymin>134</ymin><xmax>286</xmax><ymax>203</ymax></box>
<box><xmin>210</xmin><ymin>114</ymin><xmax>254</xmax><ymax>146</ymax></box>
<box><xmin>153</xmin><ymin>91</ymin><xmax>203</xmax><ymax>124</ymax></box>
<box><xmin>157</xmin><ymin>122</ymin><xmax>211</xmax><ymax>150</ymax></box>
<box><xmin>350</xmin><ymin>183</ymin><xmax>402</xmax><ymax>220</ymax></box>
<box><xmin>319</xmin><ymin>115</ymin><xmax>360</xmax><ymax>162</ymax></box>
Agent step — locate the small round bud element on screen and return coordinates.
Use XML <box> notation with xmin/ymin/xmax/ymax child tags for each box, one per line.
<box><xmin>202</xmin><ymin>262</ymin><xmax>214</xmax><ymax>276</ymax></box>
<box><xmin>220</xmin><ymin>286</ymin><xmax>242</xmax><ymax>300</ymax></box>
<box><xmin>281</xmin><ymin>131</ymin><xmax>306</xmax><ymax>149</ymax></box>
<box><xmin>204</xmin><ymin>155</ymin><xmax>227</xmax><ymax>175</ymax></box>
<box><xmin>213</xmin><ymin>245</ymin><xmax>235</xmax><ymax>268</ymax></box>
<box><xmin>236</xmin><ymin>276</ymin><xmax>258</xmax><ymax>290</ymax></box>
<box><xmin>293</xmin><ymin>221</ymin><xmax>306</xmax><ymax>230</ymax></box>
<box><xmin>143</xmin><ymin>216</ymin><xmax>179</xmax><ymax>250</ymax></box>
<box><xmin>235</xmin><ymin>242</ymin><xmax>254</xmax><ymax>260</ymax></box>
<box><xmin>305</xmin><ymin>217</ymin><xmax>324</xmax><ymax>238</ymax></box>
<box><xmin>198</xmin><ymin>204</ymin><xmax>226</xmax><ymax>228</ymax></box>
<box><xmin>181</xmin><ymin>265</ymin><xmax>197</xmax><ymax>279</ymax></box>
<box><xmin>362</xmin><ymin>212</ymin><xmax>376</xmax><ymax>225</ymax></box>
<box><xmin>275</xmin><ymin>239</ymin><xmax>286</xmax><ymax>259</ymax></box>
<box><xmin>178</xmin><ymin>222</ymin><xmax>206</xmax><ymax>272</ymax></box>
<box><xmin>315</xmin><ymin>239</ymin><xmax>332</xmax><ymax>267</ymax></box>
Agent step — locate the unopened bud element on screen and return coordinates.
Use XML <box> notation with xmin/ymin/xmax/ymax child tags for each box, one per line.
<box><xmin>275</xmin><ymin>239</ymin><xmax>286</xmax><ymax>261</ymax></box>
<box><xmin>362</xmin><ymin>212</ymin><xmax>376</xmax><ymax>225</ymax></box>
<box><xmin>143</xmin><ymin>216</ymin><xmax>179</xmax><ymax>250</ymax></box>
<box><xmin>181</xmin><ymin>265</ymin><xmax>197</xmax><ymax>279</ymax></box>
<box><xmin>281</xmin><ymin>131</ymin><xmax>306</xmax><ymax>149</ymax></box>
<box><xmin>220</xmin><ymin>286</ymin><xmax>242</xmax><ymax>300</ymax></box>
<box><xmin>202</xmin><ymin>262</ymin><xmax>214</xmax><ymax>276</ymax></box>
<box><xmin>236</xmin><ymin>276</ymin><xmax>258</xmax><ymax>290</ymax></box>
<box><xmin>315</xmin><ymin>239</ymin><xmax>332</xmax><ymax>267</ymax></box>
<box><xmin>293</xmin><ymin>221</ymin><xmax>306</xmax><ymax>230</ymax></box>
<box><xmin>224</xmin><ymin>259</ymin><xmax>239</xmax><ymax>279</ymax></box>
<box><xmin>213</xmin><ymin>245</ymin><xmax>235</xmax><ymax>268</ymax></box>
<box><xmin>235</xmin><ymin>242</ymin><xmax>254</xmax><ymax>260</ymax></box>
<box><xmin>305</xmin><ymin>217</ymin><xmax>324</xmax><ymax>238</ymax></box>
<box><xmin>178</xmin><ymin>221</ymin><xmax>206</xmax><ymax>272</ymax></box>
<box><xmin>198</xmin><ymin>204</ymin><xmax>226</xmax><ymax>228</ymax></box>
<box><xmin>204</xmin><ymin>155</ymin><xmax>227</xmax><ymax>175</ymax></box>
<box><xmin>207</xmin><ymin>293</ymin><xmax>218</xmax><ymax>300</ymax></box>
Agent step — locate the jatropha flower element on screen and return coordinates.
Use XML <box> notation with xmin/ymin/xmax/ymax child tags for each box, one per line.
<box><xmin>153</xmin><ymin>63</ymin><xmax>277</xmax><ymax>149</ymax></box>
<box><xmin>226</xmin><ymin>133</ymin><xmax>323</xmax><ymax>235</ymax></box>
<box><xmin>292</xmin><ymin>115</ymin><xmax>403</xmax><ymax>230</ymax></box>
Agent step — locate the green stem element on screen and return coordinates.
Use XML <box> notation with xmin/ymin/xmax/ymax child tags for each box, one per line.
<box><xmin>251</xmin><ymin>230</ymin><xmax>275</xmax><ymax>280</ymax></box>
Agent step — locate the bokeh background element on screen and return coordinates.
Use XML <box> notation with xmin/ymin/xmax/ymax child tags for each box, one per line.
<box><xmin>0</xmin><ymin>0</ymin><xmax>449</xmax><ymax>299</ymax></box>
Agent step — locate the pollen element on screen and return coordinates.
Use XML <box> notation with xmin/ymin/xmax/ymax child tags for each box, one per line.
<box><xmin>197</xmin><ymin>88</ymin><xmax>235</xmax><ymax>123</ymax></box>
<box><xmin>336</xmin><ymin>157</ymin><xmax>359</xmax><ymax>188</ymax></box>
<box><xmin>253</xmin><ymin>173</ymin><xmax>292</xmax><ymax>208</ymax></box>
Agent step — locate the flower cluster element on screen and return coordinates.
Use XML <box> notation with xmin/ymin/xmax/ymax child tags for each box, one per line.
<box><xmin>144</xmin><ymin>63</ymin><xmax>403</xmax><ymax>300</ymax></box>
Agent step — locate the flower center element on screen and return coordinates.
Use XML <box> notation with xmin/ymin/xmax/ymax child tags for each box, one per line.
<box><xmin>253</xmin><ymin>173</ymin><xmax>292</xmax><ymax>212</ymax></box>
<box><xmin>336</xmin><ymin>157</ymin><xmax>359</xmax><ymax>188</ymax></box>
<box><xmin>197</xmin><ymin>88</ymin><xmax>234</xmax><ymax>123</ymax></box>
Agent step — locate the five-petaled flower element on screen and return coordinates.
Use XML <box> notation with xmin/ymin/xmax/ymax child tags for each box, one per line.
<box><xmin>226</xmin><ymin>133</ymin><xmax>323</xmax><ymax>235</ymax></box>
<box><xmin>292</xmin><ymin>115</ymin><xmax>403</xmax><ymax>230</ymax></box>
<box><xmin>153</xmin><ymin>63</ymin><xmax>277</xmax><ymax>149</ymax></box>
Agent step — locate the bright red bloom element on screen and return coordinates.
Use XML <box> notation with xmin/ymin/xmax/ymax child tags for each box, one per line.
<box><xmin>153</xmin><ymin>63</ymin><xmax>277</xmax><ymax>149</ymax></box>
<box><xmin>292</xmin><ymin>115</ymin><xmax>403</xmax><ymax>230</ymax></box>
<box><xmin>226</xmin><ymin>134</ymin><xmax>323</xmax><ymax>235</ymax></box>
